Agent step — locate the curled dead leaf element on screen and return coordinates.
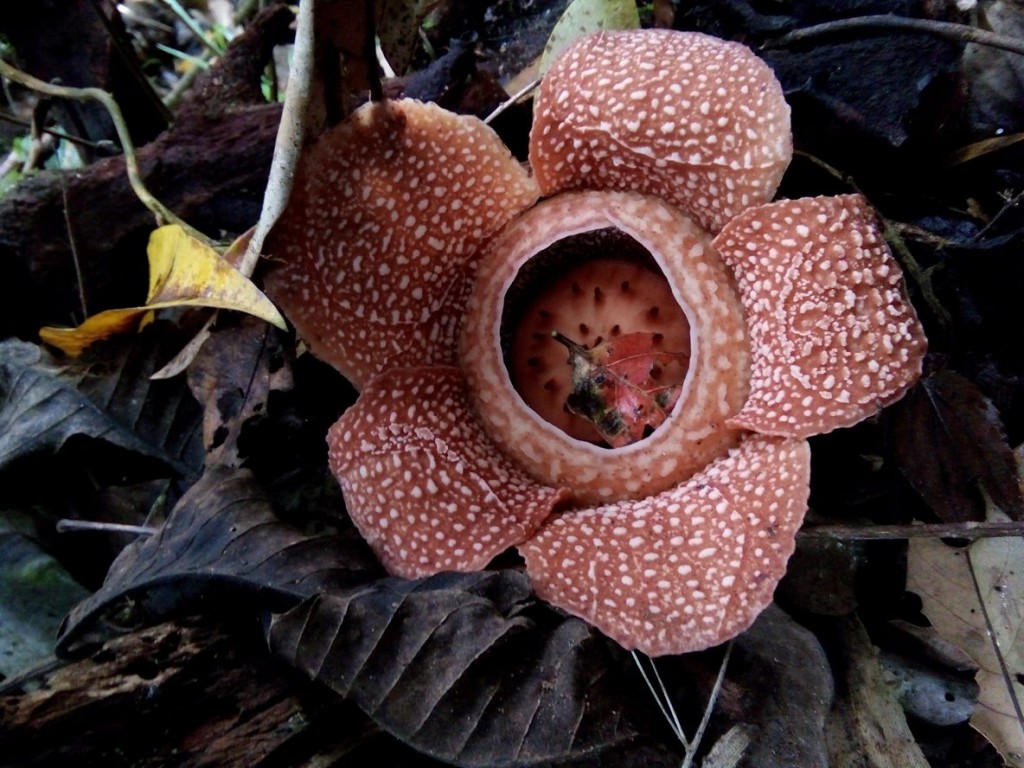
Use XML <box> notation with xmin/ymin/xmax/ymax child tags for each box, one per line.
<box><xmin>40</xmin><ymin>225</ymin><xmax>286</xmax><ymax>357</ymax></box>
<box><xmin>556</xmin><ymin>330</ymin><xmax>687</xmax><ymax>447</ymax></box>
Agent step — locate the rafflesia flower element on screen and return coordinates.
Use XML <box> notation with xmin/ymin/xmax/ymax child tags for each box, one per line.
<box><xmin>264</xmin><ymin>30</ymin><xmax>926</xmax><ymax>656</ymax></box>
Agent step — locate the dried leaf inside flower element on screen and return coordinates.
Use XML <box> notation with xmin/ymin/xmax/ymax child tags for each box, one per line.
<box><xmin>555</xmin><ymin>331</ymin><xmax>687</xmax><ymax>447</ymax></box>
<box><xmin>40</xmin><ymin>225</ymin><xmax>286</xmax><ymax>357</ymax></box>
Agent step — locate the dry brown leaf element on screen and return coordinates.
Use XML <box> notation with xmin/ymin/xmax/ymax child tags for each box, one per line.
<box><xmin>964</xmin><ymin>0</ymin><xmax>1024</xmax><ymax>136</ymax></box>
<box><xmin>720</xmin><ymin>605</ymin><xmax>833</xmax><ymax>767</ymax></box>
<box><xmin>187</xmin><ymin>316</ymin><xmax>293</xmax><ymax>468</ymax></box>
<box><xmin>907</xmin><ymin>510</ymin><xmax>1024</xmax><ymax>767</ymax></box>
<box><xmin>826</xmin><ymin>615</ymin><xmax>931</xmax><ymax>768</ymax></box>
<box><xmin>950</xmin><ymin>131</ymin><xmax>1024</xmax><ymax>165</ymax></box>
<box><xmin>891</xmin><ymin>370</ymin><xmax>1024</xmax><ymax>522</ymax></box>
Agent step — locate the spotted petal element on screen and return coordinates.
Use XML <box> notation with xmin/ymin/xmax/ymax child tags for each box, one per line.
<box><xmin>520</xmin><ymin>434</ymin><xmax>809</xmax><ymax>656</ymax></box>
<box><xmin>713</xmin><ymin>194</ymin><xmax>927</xmax><ymax>438</ymax></box>
<box><xmin>328</xmin><ymin>366</ymin><xmax>571</xmax><ymax>579</ymax></box>
<box><xmin>529</xmin><ymin>30</ymin><xmax>791</xmax><ymax>234</ymax></box>
<box><xmin>265</xmin><ymin>100</ymin><xmax>539</xmax><ymax>390</ymax></box>
<box><xmin>519</xmin><ymin>434</ymin><xmax>810</xmax><ymax>657</ymax></box>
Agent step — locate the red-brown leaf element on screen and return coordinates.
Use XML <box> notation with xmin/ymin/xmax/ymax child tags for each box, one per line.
<box><xmin>557</xmin><ymin>331</ymin><xmax>688</xmax><ymax>448</ymax></box>
<box><xmin>890</xmin><ymin>369</ymin><xmax>1024</xmax><ymax>522</ymax></box>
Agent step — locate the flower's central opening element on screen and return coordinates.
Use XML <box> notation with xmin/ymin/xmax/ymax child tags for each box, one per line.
<box><xmin>501</xmin><ymin>228</ymin><xmax>692</xmax><ymax>448</ymax></box>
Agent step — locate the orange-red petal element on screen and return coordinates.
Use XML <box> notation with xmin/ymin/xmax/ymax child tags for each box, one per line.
<box><xmin>264</xmin><ymin>99</ymin><xmax>539</xmax><ymax>390</ymax></box>
<box><xmin>713</xmin><ymin>194</ymin><xmax>927</xmax><ymax>438</ymax></box>
<box><xmin>328</xmin><ymin>366</ymin><xmax>570</xmax><ymax>579</ymax></box>
<box><xmin>519</xmin><ymin>433</ymin><xmax>810</xmax><ymax>657</ymax></box>
<box><xmin>530</xmin><ymin>30</ymin><xmax>791</xmax><ymax>234</ymax></box>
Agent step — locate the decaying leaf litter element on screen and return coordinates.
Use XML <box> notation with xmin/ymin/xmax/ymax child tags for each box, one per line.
<box><xmin>1</xmin><ymin>0</ymin><xmax>1024</xmax><ymax>765</ymax></box>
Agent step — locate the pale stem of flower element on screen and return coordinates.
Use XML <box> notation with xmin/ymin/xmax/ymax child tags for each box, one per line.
<box><xmin>56</xmin><ymin>520</ymin><xmax>160</xmax><ymax>537</ymax></box>
<box><xmin>375</xmin><ymin>38</ymin><xmax>397</xmax><ymax>79</ymax></box>
<box><xmin>483</xmin><ymin>76</ymin><xmax>543</xmax><ymax>125</ymax></box>
<box><xmin>633</xmin><ymin>650</ymin><xmax>685</xmax><ymax>746</ymax></box>
<box><xmin>632</xmin><ymin>640</ymin><xmax>734</xmax><ymax>767</ymax></box>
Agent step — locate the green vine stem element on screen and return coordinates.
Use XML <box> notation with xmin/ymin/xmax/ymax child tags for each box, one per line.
<box><xmin>0</xmin><ymin>59</ymin><xmax>214</xmax><ymax>248</ymax></box>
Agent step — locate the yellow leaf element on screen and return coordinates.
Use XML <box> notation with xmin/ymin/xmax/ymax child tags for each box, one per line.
<box><xmin>39</xmin><ymin>309</ymin><xmax>149</xmax><ymax>357</ymax></box>
<box><xmin>949</xmin><ymin>131</ymin><xmax>1024</xmax><ymax>165</ymax></box>
<box><xmin>144</xmin><ymin>225</ymin><xmax>284</xmax><ymax>325</ymax></box>
<box><xmin>40</xmin><ymin>225</ymin><xmax>286</xmax><ymax>357</ymax></box>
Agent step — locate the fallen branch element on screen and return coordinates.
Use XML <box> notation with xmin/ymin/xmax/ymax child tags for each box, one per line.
<box><xmin>799</xmin><ymin>519</ymin><xmax>1024</xmax><ymax>541</ymax></box>
<box><xmin>765</xmin><ymin>14</ymin><xmax>1024</xmax><ymax>56</ymax></box>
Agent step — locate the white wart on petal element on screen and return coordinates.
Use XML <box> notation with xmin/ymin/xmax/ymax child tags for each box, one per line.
<box><xmin>264</xmin><ymin>99</ymin><xmax>539</xmax><ymax>390</ymax></box>
<box><xmin>529</xmin><ymin>29</ymin><xmax>792</xmax><ymax>234</ymax></box>
<box><xmin>712</xmin><ymin>194</ymin><xmax>927</xmax><ymax>438</ymax></box>
<box><xmin>519</xmin><ymin>433</ymin><xmax>811</xmax><ymax>657</ymax></box>
<box><xmin>328</xmin><ymin>366</ymin><xmax>570</xmax><ymax>579</ymax></box>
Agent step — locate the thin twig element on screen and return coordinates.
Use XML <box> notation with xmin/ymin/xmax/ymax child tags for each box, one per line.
<box><xmin>0</xmin><ymin>109</ymin><xmax>114</xmax><ymax>151</ymax></box>
<box><xmin>792</xmin><ymin>150</ymin><xmax>859</xmax><ymax>190</ymax></box>
<box><xmin>60</xmin><ymin>176</ymin><xmax>88</xmax><ymax>319</ymax></box>
<box><xmin>966</xmin><ymin>549</ymin><xmax>1024</xmax><ymax>732</ymax></box>
<box><xmin>632</xmin><ymin>651</ymin><xmax>688</xmax><ymax>748</ymax></box>
<box><xmin>798</xmin><ymin>519</ymin><xmax>1024</xmax><ymax>541</ymax></box>
<box><xmin>973</xmin><ymin>187</ymin><xmax>1024</xmax><ymax>241</ymax></box>
<box><xmin>484</xmin><ymin>75</ymin><xmax>543</xmax><ymax>125</ymax></box>
<box><xmin>24</xmin><ymin>101</ymin><xmax>54</xmax><ymax>172</ymax></box>
<box><xmin>791</xmin><ymin>151</ymin><xmax>951</xmax><ymax>327</ymax></box>
<box><xmin>89</xmin><ymin>0</ymin><xmax>174</xmax><ymax>127</ymax></box>
<box><xmin>650</xmin><ymin>657</ymin><xmax>687</xmax><ymax>748</ymax></box>
<box><xmin>365</xmin><ymin>0</ymin><xmax>384</xmax><ymax>102</ymax></box>
<box><xmin>56</xmin><ymin>519</ymin><xmax>160</xmax><ymax>536</ymax></box>
<box><xmin>0</xmin><ymin>59</ymin><xmax>212</xmax><ymax>246</ymax></box>
<box><xmin>156</xmin><ymin>43</ymin><xmax>212</xmax><ymax>70</ymax></box>
<box><xmin>632</xmin><ymin>642</ymin><xmax>734</xmax><ymax>766</ymax></box>
<box><xmin>889</xmin><ymin>221</ymin><xmax>960</xmax><ymax>249</ymax></box>
<box><xmin>682</xmin><ymin>641</ymin><xmax>733</xmax><ymax>768</ymax></box>
<box><xmin>883</xmin><ymin>218</ymin><xmax>953</xmax><ymax>328</ymax></box>
<box><xmin>162</xmin><ymin>61</ymin><xmax>206</xmax><ymax>109</ymax></box>
<box><xmin>765</xmin><ymin>14</ymin><xmax>1024</xmax><ymax>56</ymax></box>
<box><xmin>376</xmin><ymin>39</ymin><xmax>397</xmax><ymax>79</ymax></box>
<box><xmin>161</xmin><ymin>0</ymin><xmax>225</xmax><ymax>58</ymax></box>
